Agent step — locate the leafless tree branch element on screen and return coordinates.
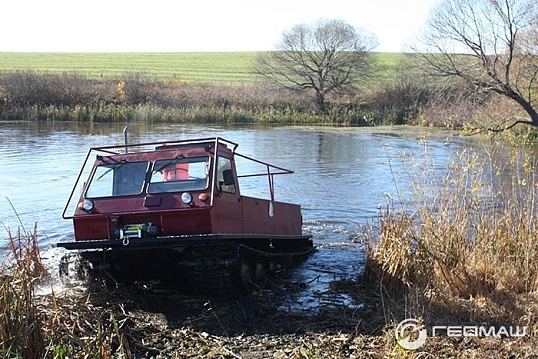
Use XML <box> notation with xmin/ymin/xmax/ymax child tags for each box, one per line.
<box><xmin>415</xmin><ymin>0</ymin><xmax>538</xmax><ymax>129</ymax></box>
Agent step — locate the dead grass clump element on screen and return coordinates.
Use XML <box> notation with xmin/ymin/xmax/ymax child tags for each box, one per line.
<box><xmin>366</xmin><ymin>143</ymin><xmax>538</xmax><ymax>329</ymax></box>
<box><xmin>0</xmin><ymin>220</ymin><xmax>131</xmax><ymax>358</ymax></box>
<box><xmin>36</xmin><ymin>286</ymin><xmax>131</xmax><ymax>359</ymax></box>
<box><xmin>0</xmin><ymin>223</ymin><xmax>47</xmax><ymax>358</ymax></box>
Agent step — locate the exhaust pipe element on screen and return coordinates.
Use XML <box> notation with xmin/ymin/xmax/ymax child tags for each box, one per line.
<box><xmin>123</xmin><ymin>125</ymin><xmax>129</xmax><ymax>153</ymax></box>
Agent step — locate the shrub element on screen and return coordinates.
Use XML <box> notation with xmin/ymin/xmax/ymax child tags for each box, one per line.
<box><xmin>0</xmin><ymin>70</ymin><xmax>434</xmax><ymax>125</ymax></box>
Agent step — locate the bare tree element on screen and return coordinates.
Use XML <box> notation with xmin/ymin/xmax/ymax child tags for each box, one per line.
<box><xmin>416</xmin><ymin>0</ymin><xmax>538</xmax><ymax>129</ymax></box>
<box><xmin>255</xmin><ymin>19</ymin><xmax>378</xmax><ymax>112</ymax></box>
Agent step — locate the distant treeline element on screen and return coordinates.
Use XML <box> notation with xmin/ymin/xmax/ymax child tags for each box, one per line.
<box><xmin>0</xmin><ymin>70</ymin><xmax>503</xmax><ymax>127</ymax></box>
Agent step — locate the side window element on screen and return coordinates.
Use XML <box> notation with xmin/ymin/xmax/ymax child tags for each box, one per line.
<box><xmin>217</xmin><ymin>157</ymin><xmax>236</xmax><ymax>194</ymax></box>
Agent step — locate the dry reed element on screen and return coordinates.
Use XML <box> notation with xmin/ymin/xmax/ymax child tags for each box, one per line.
<box><xmin>0</xmin><ymin>223</ymin><xmax>47</xmax><ymax>358</ymax></box>
<box><xmin>365</xmin><ymin>138</ymin><xmax>538</xmax><ymax>335</ymax></box>
<box><xmin>0</xmin><ymin>218</ymin><xmax>130</xmax><ymax>358</ymax></box>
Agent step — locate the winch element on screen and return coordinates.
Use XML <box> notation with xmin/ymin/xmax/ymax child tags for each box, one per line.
<box><xmin>114</xmin><ymin>223</ymin><xmax>159</xmax><ymax>240</ymax></box>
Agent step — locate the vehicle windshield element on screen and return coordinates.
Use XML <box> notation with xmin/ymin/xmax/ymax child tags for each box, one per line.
<box><xmin>148</xmin><ymin>156</ymin><xmax>210</xmax><ymax>194</ymax></box>
<box><xmin>86</xmin><ymin>161</ymin><xmax>149</xmax><ymax>198</ymax></box>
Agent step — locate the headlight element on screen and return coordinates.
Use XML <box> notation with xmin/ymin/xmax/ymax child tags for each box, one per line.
<box><xmin>181</xmin><ymin>192</ymin><xmax>193</xmax><ymax>205</ymax></box>
<box><xmin>78</xmin><ymin>199</ymin><xmax>94</xmax><ymax>211</ymax></box>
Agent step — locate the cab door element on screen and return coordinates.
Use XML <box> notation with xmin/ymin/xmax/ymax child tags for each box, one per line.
<box><xmin>211</xmin><ymin>156</ymin><xmax>243</xmax><ymax>233</ymax></box>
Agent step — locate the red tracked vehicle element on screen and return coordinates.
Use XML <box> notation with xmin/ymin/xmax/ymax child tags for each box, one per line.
<box><xmin>56</xmin><ymin>136</ymin><xmax>313</xmax><ymax>288</ymax></box>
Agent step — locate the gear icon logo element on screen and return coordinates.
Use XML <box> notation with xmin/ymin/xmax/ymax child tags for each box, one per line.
<box><xmin>395</xmin><ymin>318</ymin><xmax>427</xmax><ymax>350</ymax></box>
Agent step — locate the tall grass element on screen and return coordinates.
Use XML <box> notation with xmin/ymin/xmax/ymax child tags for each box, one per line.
<box><xmin>0</xmin><ymin>220</ymin><xmax>130</xmax><ymax>358</ymax></box>
<box><xmin>365</xmin><ymin>140</ymin><xmax>538</xmax><ymax>328</ymax></box>
<box><xmin>0</xmin><ymin>223</ymin><xmax>46</xmax><ymax>358</ymax></box>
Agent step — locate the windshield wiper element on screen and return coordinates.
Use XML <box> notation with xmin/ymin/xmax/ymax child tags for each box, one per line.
<box><xmin>96</xmin><ymin>159</ymin><xmax>128</xmax><ymax>181</ymax></box>
<box><xmin>153</xmin><ymin>155</ymin><xmax>184</xmax><ymax>174</ymax></box>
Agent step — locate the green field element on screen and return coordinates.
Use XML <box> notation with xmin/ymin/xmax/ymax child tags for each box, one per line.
<box><xmin>0</xmin><ymin>52</ymin><xmax>259</xmax><ymax>84</ymax></box>
<box><xmin>0</xmin><ymin>52</ymin><xmax>404</xmax><ymax>85</ymax></box>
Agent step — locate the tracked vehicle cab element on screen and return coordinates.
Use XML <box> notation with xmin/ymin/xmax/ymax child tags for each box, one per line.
<box><xmin>57</xmin><ymin>136</ymin><xmax>312</xmax><ymax>287</ymax></box>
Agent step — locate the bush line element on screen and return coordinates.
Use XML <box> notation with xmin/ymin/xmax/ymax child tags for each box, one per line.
<box><xmin>0</xmin><ymin>71</ymin><xmax>461</xmax><ymax>126</ymax></box>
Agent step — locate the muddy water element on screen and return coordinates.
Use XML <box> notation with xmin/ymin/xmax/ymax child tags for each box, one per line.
<box><xmin>0</xmin><ymin>121</ymin><xmax>487</xmax><ymax>311</ymax></box>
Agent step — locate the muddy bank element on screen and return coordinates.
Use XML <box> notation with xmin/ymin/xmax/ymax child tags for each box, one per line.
<box><xmin>30</xmin><ymin>241</ymin><xmax>537</xmax><ymax>358</ymax></box>
<box><xmin>37</xmin><ymin>275</ymin><xmax>371</xmax><ymax>358</ymax></box>
<box><xmin>34</xmin><ymin>265</ymin><xmax>537</xmax><ymax>358</ymax></box>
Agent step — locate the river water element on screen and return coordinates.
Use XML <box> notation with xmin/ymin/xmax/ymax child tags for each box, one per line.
<box><xmin>0</xmin><ymin>121</ymin><xmax>494</xmax><ymax>311</ymax></box>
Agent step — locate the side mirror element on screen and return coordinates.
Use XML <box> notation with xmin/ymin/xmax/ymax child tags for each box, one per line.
<box><xmin>218</xmin><ymin>169</ymin><xmax>235</xmax><ymax>194</ymax></box>
<box><xmin>222</xmin><ymin>169</ymin><xmax>234</xmax><ymax>186</ymax></box>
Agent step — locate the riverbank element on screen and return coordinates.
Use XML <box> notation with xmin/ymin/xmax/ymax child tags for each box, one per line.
<box><xmin>0</xmin><ymin>70</ymin><xmax>434</xmax><ymax>127</ymax></box>
<box><xmin>36</xmin><ymin>277</ymin><xmax>538</xmax><ymax>358</ymax></box>
<box><xmin>4</xmin><ymin>230</ymin><xmax>537</xmax><ymax>358</ymax></box>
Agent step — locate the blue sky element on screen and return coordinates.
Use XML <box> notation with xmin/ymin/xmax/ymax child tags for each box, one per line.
<box><xmin>2</xmin><ymin>0</ymin><xmax>437</xmax><ymax>52</ymax></box>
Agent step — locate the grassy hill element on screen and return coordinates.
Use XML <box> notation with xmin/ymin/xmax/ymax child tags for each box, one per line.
<box><xmin>0</xmin><ymin>52</ymin><xmax>404</xmax><ymax>85</ymax></box>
